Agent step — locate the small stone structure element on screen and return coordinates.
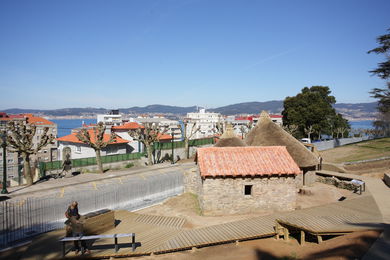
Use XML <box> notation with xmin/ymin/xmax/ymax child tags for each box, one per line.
<box><xmin>189</xmin><ymin>146</ymin><xmax>303</xmax><ymax>215</ymax></box>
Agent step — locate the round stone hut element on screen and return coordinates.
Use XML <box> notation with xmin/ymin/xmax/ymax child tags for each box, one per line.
<box><xmin>214</xmin><ymin>125</ymin><xmax>246</xmax><ymax>147</ymax></box>
<box><xmin>245</xmin><ymin>111</ymin><xmax>319</xmax><ymax>183</ymax></box>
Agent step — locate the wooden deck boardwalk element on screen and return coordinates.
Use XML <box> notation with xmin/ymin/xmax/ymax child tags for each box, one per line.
<box><xmin>79</xmin><ymin>195</ymin><xmax>382</xmax><ymax>258</ymax></box>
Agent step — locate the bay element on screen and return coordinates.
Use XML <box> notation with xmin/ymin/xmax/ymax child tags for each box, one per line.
<box><xmin>50</xmin><ymin>119</ymin><xmax>96</xmax><ymax>137</ymax></box>
<box><xmin>349</xmin><ymin>120</ymin><xmax>374</xmax><ymax>130</ymax></box>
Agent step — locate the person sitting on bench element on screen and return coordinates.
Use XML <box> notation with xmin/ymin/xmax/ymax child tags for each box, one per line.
<box><xmin>65</xmin><ymin>201</ymin><xmax>90</xmax><ymax>255</ymax></box>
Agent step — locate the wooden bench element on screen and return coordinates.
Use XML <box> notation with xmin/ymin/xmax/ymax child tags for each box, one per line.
<box><xmin>59</xmin><ymin>233</ymin><xmax>136</xmax><ymax>257</ymax></box>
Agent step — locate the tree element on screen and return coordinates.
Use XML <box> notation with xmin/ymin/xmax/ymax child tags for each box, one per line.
<box><xmin>239</xmin><ymin>125</ymin><xmax>247</xmax><ymax>139</ymax></box>
<box><xmin>5</xmin><ymin>121</ymin><xmax>54</xmax><ymax>186</ymax></box>
<box><xmin>282</xmin><ymin>124</ymin><xmax>298</xmax><ymax>136</ymax></box>
<box><xmin>282</xmin><ymin>86</ymin><xmax>349</xmax><ymax>139</ymax></box>
<box><xmin>129</xmin><ymin>123</ymin><xmax>168</xmax><ymax>166</ymax></box>
<box><xmin>304</xmin><ymin>125</ymin><xmax>314</xmax><ymax>140</ymax></box>
<box><xmin>181</xmin><ymin>122</ymin><xmax>200</xmax><ymax>159</ymax></box>
<box><xmin>76</xmin><ymin>122</ymin><xmax>116</xmax><ymax>173</ymax></box>
<box><xmin>368</xmin><ymin>28</ymin><xmax>390</xmax><ymax>136</ymax></box>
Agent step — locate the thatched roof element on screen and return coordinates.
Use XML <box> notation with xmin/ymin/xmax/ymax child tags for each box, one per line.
<box><xmin>245</xmin><ymin>111</ymin><xmax>318</xmax><ymax>168</ymax></box>
<box><xmin>214</xmin><ymin>124</ymin><xmax>246</xmax><ymax>147</ymax></box>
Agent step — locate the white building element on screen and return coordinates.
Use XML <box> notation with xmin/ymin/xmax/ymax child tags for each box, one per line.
<box><xmin>97</xmin><ymin>110</ymin><xmax>123</xmax><ymax>126</ymax></box>
<box><xmin>185</xmin><ymin>108</ymin><xmax>223</xmax><ymax>139</ymax></box>
<box><xmin>111</xmin><ymin>122</ymin><xmax>144</xmax><ymax>153</ymax></box>
<box><xmin>134</xmin><ymin>116</ymin><xmax>182</xmax><ymax>141</ymax></box>
<box><xmin>57</xmin><ymin>131</ymin><xmax>128</xmax><ymax>160</ymax></box>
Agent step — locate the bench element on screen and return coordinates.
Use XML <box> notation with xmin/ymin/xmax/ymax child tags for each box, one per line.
<box><xmin>351</xmin><ymin>179</ymin><xmax>365</xmax><ymax>195</ymax></box>
<box><xmin>59</xmin><ymin>233</ymin><xmax>136</xmax><ymax>257</ymax></box>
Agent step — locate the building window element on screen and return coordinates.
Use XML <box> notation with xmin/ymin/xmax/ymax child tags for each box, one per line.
<box><xmin>75</xmin><ymin>146</ymin><xmax>81</xmax><ymax>153</ymax></box>
<box><xmin>244</xmin><ymin>185</ymin><xmax>253</xmax><ymax>196</ymax></box>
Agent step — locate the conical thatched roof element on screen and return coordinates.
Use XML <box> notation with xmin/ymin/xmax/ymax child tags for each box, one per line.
<box><xmin>215</xmin><ymin>124</ymin><xmax>246</xmax><ymax>147</ymax></box>
<box><xmin>245</xmin><ymin>111</ymin><xmax>318</xmax><ymax>168</ymax></box>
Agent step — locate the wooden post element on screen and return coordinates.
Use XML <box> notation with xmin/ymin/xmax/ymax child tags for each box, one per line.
<box><xmin>300</xmin><ymin>230</ymin><xmax>305</xmax><ymax>245</ymax></box>
<box><xmin>317</xmin><ymin>235</ymin><xmax>323</xmax><ymax>243</ymax></box>
<box><xmin>275</xmin><ymin>223</ymin><xmax>280</xmax><ymax>240</ymax></box>
<box><xmin>132</xmin><ymin>234</ymin><xmax>136</xmax><ymax>251</ymax></box>
<box><xmin>62</xmin><ymin>241</ymin><xmax>65</xmax><ymax>257</ymax></box>
<box><xmin>114</xmin><ymin>235</ymin><xmax>118</xmax><ymax>252</ymax></box>
<box><xmin>283</xmin><ymin>227</ymin><xmax>289</xmax><ymax>241</ymax></box>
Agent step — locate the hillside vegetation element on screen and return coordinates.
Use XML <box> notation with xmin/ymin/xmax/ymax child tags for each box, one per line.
<box><xmin>320</xmin><ymin>138</ymin><xmax>390</xmax><ymax>163</ymax></box>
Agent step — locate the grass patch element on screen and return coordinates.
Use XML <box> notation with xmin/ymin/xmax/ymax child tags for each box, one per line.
<box><xmin>321</xmin><ymin>138</ymin><xmax>390</xmax><ymax>163</ymax></box>
<box><xmin>125</xmin><ymin>162</ymin><xmax>134</xmax><ymax>168</ymax></box>
<box><xmin>188</xmin><ymin>193</ymin><xmax>203</xmax><ymax>216</ymax></box>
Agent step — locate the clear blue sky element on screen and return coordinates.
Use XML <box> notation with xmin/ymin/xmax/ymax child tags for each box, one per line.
<box><xmin>0</xmin><ymin>0</ymin><xmax>389</xmax><ymax>109</ymax></box>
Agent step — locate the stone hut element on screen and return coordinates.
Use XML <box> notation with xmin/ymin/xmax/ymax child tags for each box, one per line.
<box><xmin>192</xmin><ymin>146</ymin><xmax>302</xmax><ymax>215</ymax></box>
<box><xmin>245</xmin><ymin>111</ymin><xmax>319</xmax><ymax>183</ymax></box>
<box><xmin>214</xmin><ymin>124</ymin><xmax>246</xmax><ymax>147</ymax></box>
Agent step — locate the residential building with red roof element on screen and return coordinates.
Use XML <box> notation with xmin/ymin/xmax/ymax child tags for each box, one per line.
<box><xmin>57</xmin><ymin>130</ymin><xmax>129</xmax><ymax>160</ymax></box>
<box><xmin>111</xmin><ymin>122</ymin><xmax>145</xmax><ymax>153</ymax></box>
<box><xmin>186</xmin><ymin>146</ymin><xmax>302</xmax><ymax>215</ymax></box>
<box><xmin>0</xmin><ymin>113</ymin><xmax>58</xmax><ymax>162</ymax></box>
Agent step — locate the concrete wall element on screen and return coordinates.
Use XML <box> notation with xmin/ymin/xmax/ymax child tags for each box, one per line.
<box><xmin>313</xmin><ymin>136</ymin><xmax>371</xmax><ymax>151</ymax></box>
<box><xmin>201</xmin><ymin>175</ymin><xmax>300</xmax><ymax>216</ymax></box>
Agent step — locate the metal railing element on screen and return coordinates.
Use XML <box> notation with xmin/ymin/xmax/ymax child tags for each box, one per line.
<box><xmin>0</xmin><ymin>170</ymin><xmax>183</xmax><ymax>247</ymax></box>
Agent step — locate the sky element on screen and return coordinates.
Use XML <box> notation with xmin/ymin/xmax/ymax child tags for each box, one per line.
<box><xmin>0</xmin><ymin>0</ymin><xmax>389</xmax><ymax>110</ymax></box>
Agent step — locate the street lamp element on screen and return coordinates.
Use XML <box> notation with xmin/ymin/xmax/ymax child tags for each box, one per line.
<box><xmin>171</xmin><ymin>130</ymin><xmax>175</xmax><ymax>164</ymax></box>
<box><xmin>1</xmin><ymin>132</ymin><xmax>8</xmax><ymax>194</ymax></box>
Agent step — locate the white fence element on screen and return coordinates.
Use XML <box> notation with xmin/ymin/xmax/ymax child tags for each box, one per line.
<box><xmin>0</xmin><ymin>170</ymin><xmax>183</xmax><ymax>248</ymax></box>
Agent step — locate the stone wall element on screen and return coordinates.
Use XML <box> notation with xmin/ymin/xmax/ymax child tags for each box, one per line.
<box><xmin>183</xmin><ymin>167</ymin><xmax>203</xmax><ymax>196</ymax></box>
<box><xmin>201</xmin><ymin>175</ymin><xmax>300</xmax><ymax>216</ymax></box>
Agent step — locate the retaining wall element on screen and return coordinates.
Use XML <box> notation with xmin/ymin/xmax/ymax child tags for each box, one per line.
<box><xmin>313</xmin><ymin>136</ymin><xmax>372</xmax><ymax>151</ymax></box>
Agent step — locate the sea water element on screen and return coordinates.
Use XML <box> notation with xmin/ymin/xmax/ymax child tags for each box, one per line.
<box><xmin>50</xmin><ymin>119</ymin><xmax>96</xmax><ymax>137</ymax></box>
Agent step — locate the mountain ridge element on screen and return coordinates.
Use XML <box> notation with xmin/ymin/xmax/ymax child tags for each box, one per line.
<box><xmin>2</xmin><ymin>101</ymin><xmax>378</xmax><ymax>119</ymax></box>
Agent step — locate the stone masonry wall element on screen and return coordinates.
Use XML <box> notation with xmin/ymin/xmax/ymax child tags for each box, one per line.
<box><xmin>201</xmin><ymin>175</ymin><xmax>300</xmax><ymax>216</ymax></box>
<box><xmin>184</xmin><ymin>167</ymin><xmax>203</xmax><ymax>196</ymax></box>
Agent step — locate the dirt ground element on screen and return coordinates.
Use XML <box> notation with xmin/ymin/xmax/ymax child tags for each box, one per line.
<box><xmin>136</xmin><ymin>183</ymin><xmax>357</xmax><ymax>229</ymax></box>
<box><xmin>129</xmin><ymin>230</ymin><xmax>381</xmax><ymax>260</ymax></box>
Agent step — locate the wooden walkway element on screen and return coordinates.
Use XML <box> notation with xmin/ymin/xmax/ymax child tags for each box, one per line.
<box><xmin>20</xmin><ymin>194</ymin><xmax>384</xmax><ymax>259</ymax></box>
<box><xmin>82</xmin><ymin>195</ymin><xmax>382</xmax><ymax>258</ymax></box>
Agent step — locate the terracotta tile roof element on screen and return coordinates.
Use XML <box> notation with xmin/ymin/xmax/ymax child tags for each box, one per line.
<box><xmin>0</xmin><ymin>113</ymin><xmax>53</xmax><ymax>125</ymax></box>
<box><xmin>25</xmin><ymin>114</ymin><xmax>55</xmax><ymax>125</ymax></box>
<box><xmin>112</xmin><ymin>122</ymin><xmax>145</xmax><ymax>130</ymax></box>
<box><xmin>57</xmin><ymin>131</ymin><xmax>128</xmax><ymax>145</ymax></box>
<box><xmin>196</xmin><ymin>146</ymin><xmax>301</xmax><ymax>178</ymax></box>
<box><xmin>157</xmin><ymin>133</ymin><xmax>173</xmax><ymax>140</ymax></box>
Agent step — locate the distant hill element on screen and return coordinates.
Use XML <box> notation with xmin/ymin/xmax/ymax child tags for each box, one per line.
<box><xmin>209</xmin><ymin>101</ymin><xmax>283</xmax><ymax>115</ymax></box>
<box><xmin>119</xmin><ymin>105</ymin><xmax>198</xmax><ymax>114</ymax></box>
<box><xmin>2</xmin><ymin>101</ymin><xmax>378</xmax><ymax>120</ymax></box>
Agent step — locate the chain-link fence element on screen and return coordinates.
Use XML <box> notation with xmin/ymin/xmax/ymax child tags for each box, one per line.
<box><xmin>0</xmin><ymin>170</ymin><xmax>183</xmax><ymax>248</ymax></box>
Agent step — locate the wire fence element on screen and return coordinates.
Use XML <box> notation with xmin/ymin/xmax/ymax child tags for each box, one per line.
<box><xmin>0</xmin><ymin>170</ymin><xmax>183</xmax><ymax>248</ymax></box>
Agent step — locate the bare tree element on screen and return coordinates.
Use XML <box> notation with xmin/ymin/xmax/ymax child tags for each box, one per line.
<box><xmin>239</xmin><ymin>125</ymin><xmax>247</xmax><ymax>139</ymax></box>
<box><xmin>5</xmin><ymin>121</ymin><xmax>54</xmax><ymax>186</ymax></box>
<box><xmin>282</xmin><ymin>124</ymin><xmax>298</xmax><ymax>136</ymax></box>
<box><xmin>181</xmin><ymin>122</ymin><xmax>200</xmax><ymax>159</ymax></box>
<box><xmin>213</xmin><ymin>120</ymin><xmax>225</xmax><ymax>136</ymax></box>
<box><xmin>304</xmin><ymin>125</ymin><xmax>314</xmax><ymax>140</ymax></box>
<box><xmin>76</xmin><ymin>122</ymin><xmax>116</xmax><ymax>173</ymax></box>
<box><xmin>335</xmin><ymin>127</ymin><xmax>347</xmax><ymax>138</ymax></box>
<box><xmin>129</xmin><ymin>123</ymin><xmax>168</xmax><ymax>165</ymax></box>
